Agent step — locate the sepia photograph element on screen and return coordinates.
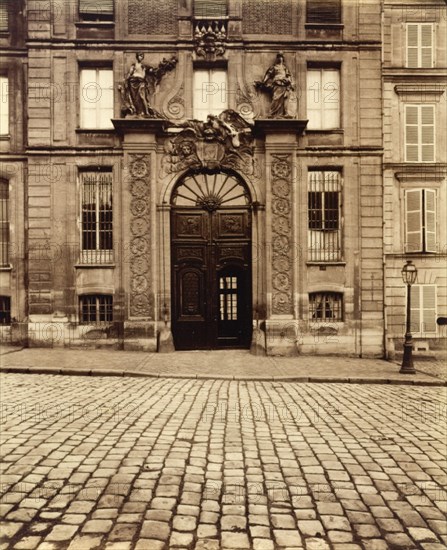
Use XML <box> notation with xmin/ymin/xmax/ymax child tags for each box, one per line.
<box><xmin>0</xmin><ymin>0</ymin><xmax>446</xmax><ymax>548</ymax></box>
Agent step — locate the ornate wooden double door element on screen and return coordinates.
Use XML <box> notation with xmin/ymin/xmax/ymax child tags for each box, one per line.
<box><xmin>171</xmin><ymin>172</ymin><xmax>252</xmax><ymax>350</ymax></box>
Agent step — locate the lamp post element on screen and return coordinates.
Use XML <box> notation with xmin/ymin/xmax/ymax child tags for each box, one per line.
<box><xmin>400</xmin><ymin>260</ymin><xmax>417</xmax><ymax>374</ymax></box>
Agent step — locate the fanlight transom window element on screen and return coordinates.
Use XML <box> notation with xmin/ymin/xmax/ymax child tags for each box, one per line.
<box><xmin>172</xmin><ymin>172</ymin><xmax>250</xmax><ymax>211</ymax></box>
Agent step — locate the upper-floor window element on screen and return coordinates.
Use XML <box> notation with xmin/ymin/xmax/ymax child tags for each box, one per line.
<box><xmin>193</xmin><ymin>68</ymin><xmax>227</xmax><ymax>121</ymax></box>
<box><xmin>405</xmin><ymin>189</ymin><xmax>436</xmax><ymax>253</ymax></box>
<box><xmin>80</xmin><ymin>68</ymin><xmax>114</xmax><ymax>129</ymax></box>
<box><xmin>308</xmin><ymin>170</ymin><xmax>342</xmax><ymax>261</ymax></box>
<box><xmin>0</xmin><ymin>0</ymin><xmax>9</xmax><ymax>32</ymax></box>
<box><xmin>194</xmin><ymin>0</ymin><xmax>227</xmax><ymax>18</ymax></box>
<box><xmin>79</xmin><ymin>294</ymin><xmax>113</xmax><ymax>324</ymax></box>
<box><xmin>407</xmin><ymin>24</ymin><xmax>433</xmax><ymax>68</ymax></box>
<box><xmin>410</xmin><ymin>284</ymin><xmax>437</xmax><ymax>336</ymax></box>
<box><xmin>80</xmin><ymin>170</ymin><xmax>113</xmax><ymax>264</ymax></box>
<box><xmin>79</xmin><ymin>0</ymin><xmax>114</xmax><ymax>21</ymax></box>
<box><xmin>306</xmin><ymin>0</ymin><xmax>341</xmax><ymax>24</ymax></box>
<box><xmin>0</xmin><ymin>75</ymin><xmax>8</xmax><ymax>135</ymax></box>
<box><xmin>309</xmin><ymin>292</ymin><xmax>343</xmax><ymax>321</ymax></box>
<box><xmin>405</xmin><ymin>104</ymin><xmax>435</xmax><ymax>162</ymax></box>
<box><xmin>307</xmin><ymin>68</ymin><xmax>340</xmax><ymax>130</ymax></box>
<box><xmin>0</xmin><ymin>179</ymin><xmax>8</xmax><ymax>267</ymax></box>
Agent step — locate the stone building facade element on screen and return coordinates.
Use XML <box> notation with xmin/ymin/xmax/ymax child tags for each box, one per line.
<box><xmin>382</xmin><ymin>0</ymin><xmax>447</xmax><ymax>354</ymax></box>
<box><xmin>1</xmin><ymin>0</ymin><xmax>389</xmax><ymax>356</ymax></box>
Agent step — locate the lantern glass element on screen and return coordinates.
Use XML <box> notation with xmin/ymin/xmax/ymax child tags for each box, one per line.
<box><xmin>401</xmin><ymin>261</ymin><xmax>417</xmax><ymax>285</ymax></box>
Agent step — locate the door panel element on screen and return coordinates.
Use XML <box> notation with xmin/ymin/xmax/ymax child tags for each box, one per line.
<box><xmin>171</xmin><ymin>207</ymin><xmax>252</xmax><ymax>350</ymax></box>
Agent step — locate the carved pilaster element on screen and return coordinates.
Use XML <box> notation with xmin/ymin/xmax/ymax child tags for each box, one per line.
<box><xmin>271</xmin><ymin>154</ymin><xmax>293</xmax><ymax>315</ymax></box>
<box><xmin>128</xmin><ymin>154</ymin><xmax>153</xmax><ymax>318</ymax></box>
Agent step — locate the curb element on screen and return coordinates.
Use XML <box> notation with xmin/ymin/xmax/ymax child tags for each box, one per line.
<box><xmin>1</xmin><ymin>365</ymin><xmax>446</xmax><ymax>386</ymax></box>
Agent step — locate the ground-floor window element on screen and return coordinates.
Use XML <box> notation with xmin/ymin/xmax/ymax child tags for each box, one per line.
<box><xmin>410</xmin><ymin>284</ymin><xmax>437</xmax><ymax>336</ymax></box>
<box><xmin>309</xmin><ymin>292</ymin><xmax>343</xmax><ymax>321</ymax></box>
<box><xmin>79</xmin><ymin>294</ymin><xmax>113</xmax><ymax>324</ymax></box>
<box><xmin>0</xmin><ymin>295</ymin><xmax>11</xmax><ymax>325</ymax></box>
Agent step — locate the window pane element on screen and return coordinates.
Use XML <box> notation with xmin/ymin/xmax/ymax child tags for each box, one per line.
<box><xmin>0</xmin><ymin>76</ymin><xmax>9</xmax><ymax>135</ymax></box>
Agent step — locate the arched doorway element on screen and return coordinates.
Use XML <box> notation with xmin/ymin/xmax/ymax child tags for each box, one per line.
<box><xmin>170</xmin><ymin>169</ymin><xmax>252</xmax><ymax>350</ymax></box>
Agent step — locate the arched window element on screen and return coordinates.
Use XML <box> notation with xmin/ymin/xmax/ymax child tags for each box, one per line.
<box><xmin>172</xmin><ymin>171</ymin><xmax>250</xmax><ymax>210</ymax></box>
<box><xmin>0</xmin><ymin>179</ymin><xmax>9</xmax><ymax>266</ymax></box>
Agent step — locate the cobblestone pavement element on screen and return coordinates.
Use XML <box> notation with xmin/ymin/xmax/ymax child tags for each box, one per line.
<box><xmin>0</xmin><ymin>373</ymin><xmax>446</xmax><ymax>550</ymax></box>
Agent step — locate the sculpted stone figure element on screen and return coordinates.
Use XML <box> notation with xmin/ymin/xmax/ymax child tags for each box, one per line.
<box><xmin>255</xmin><ymin>53</ymin><xmax>297</xmax><ymax>119</ymax></box>
<box><xmin>119</xmin><ymin>53</ymin><xmax>177</xmax><ymax>118</ymax></box>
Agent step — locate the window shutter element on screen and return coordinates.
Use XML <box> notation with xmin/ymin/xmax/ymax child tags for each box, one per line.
<box><xmin>407</xmin><ymin>24</ymin><xmax>419</xmax><ymax>68</ymax></box>
<box><xmin>422</xmin><ymin>285</ymin><xmax>436</xmax><ymax>333</ymax></box>
<box><xmin>410</xmin><ymin>285</ymin><xmax>421</xmax><ymax>335</ymax></box>
<box><xmin>0</xmin><ymin>0</ymin><xmax>8</xmax><ymax>32</ymax></box>
<box><xmin>306</xmin><ymin>0</ymin><xmax>341</xmax><ymax>24</ymax></box>
<box><xmin>420</xmin><ymin>105</ymin><xmax>434</xmax><ymax>162</ymax></box>
<box><xmin>405</xmin><ymin>189</ymin><xmax>423</xmax><ymax>253</ymax></box>
<box><xmin>194</xmin><ymin>0</ymin><xmax>227</xmax><ymax>18</ymax></box>
<box><xmin>424</xmin><ymin>189</ymin><xmax>436</xmax><ymax>252</ymax></box>
<box><xmin>420</xmin><ymin>24</ymin><xmax>433</xmax><ymax>68</ymax></box>
<box><xmin>405</xmin><ymin>105</ymin><xmax>419</xmax><ymax>162</ymax></box>
<box><xmin>79</xmin><ymin>0</ymin><xmax>113</xmax><ymax>16</ymax></box>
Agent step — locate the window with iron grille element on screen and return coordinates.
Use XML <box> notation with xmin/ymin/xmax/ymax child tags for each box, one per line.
<box><xmin>309</xmin><ymin>292</ymin><xmax>343</xmax><ymax>321</ymax></box>
<box><xmin>80</xmin><ymin>170</ymin><xmax>113</xmax><ymax>264</ymax></box>
<box><xmin>79</xmin><ymin>0</ymin><xmax>114</xmax><ymax>21</ymax></box>
<box><xmin>306</xmin><ymin>0</ymin><xmax>341</xmax><ymax>24</ymax></box>
<box><xmin>308</xmin><ymin>170</ymin><xmax>341</xmax><ymax>261</ymax></box>
<box><xmin>0</xmin><ymin>295</ymin><xmax>11</xmax><ymax>325</ymax></box>
<box><xmin>0</xmin><ymin>0</ymin><xmax>9</xmax><ymax>32</ymax></box>
<box><xmin>194</xmin><ymin>0</ymin><xmax>227</xmax><ymax>18</ymax></box>
<box><xmin>79</xmin><ymin>295</ymin><xmax>113</xmax><ymax>324</ymax></box>
<box><xmin>0</xmin><ymin>179</ymin><xmax>9</xmax><ymax>266</ymax></box>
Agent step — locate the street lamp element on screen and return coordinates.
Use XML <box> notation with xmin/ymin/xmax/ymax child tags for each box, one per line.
<box><xmin>400</xmin><ymin>260</ymin><xmax>418</xmax><ymax>374</ymax></box>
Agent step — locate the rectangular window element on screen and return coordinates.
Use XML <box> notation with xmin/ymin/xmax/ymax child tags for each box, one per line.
<box><xmin>308</xmin><ymin>170</ymin><xmax>341</xmax><ymax>261</ymax></box>
<box><xmin>306</xmin><ymin>0</ymin><xmax>341</xmax><ymax>24</ymax></box>
<box><xmin>80</xmin><ymin>68</ymin><xmax>114</xmax><ymax>129</ymax></box>
<box><xmin>309</xmin><ymin>292</ymin><xmax>343</xmax><ymax>321</ymax></box>
<box><xmin>219</xmin><ymin>276</ymin><xmax>238</xmax><ymax>321</ymax></box>
<box><xmin>0</xmin><ymin>0</ymin><xmax>9</xmax><ymax>32</ymax></box>
<box><xmin>79</xmin><ymin>0</ymin><xmax>114</xmax><ymax>21</ymax></box>
<box><xmin>0</xmin><ymin>179</ymin><xmax>9</xmax><ymax>266</ymax></box>
<box><xmin>407</xmin><ymin>23</ymin><xmax>433</xmax><ymax>68</ymax></box>
<box><xmin>194</xmin><ymin>0</ymin><xmax>227</xmax><ymax>18</ymax></box>
<box><xmin>307</xmin><ymin>68</ymin><xmax>340</xmax><ymax>129</ymax></box>
<box><xmin>0</xmin><ymin>295</ymin><xmax>11</xmax><ymax>325</ymax></box>
<box><xmin>410</xmin><ymin>285</ymin><xmax>437</xmax><ymax>336</ymax></box>
<box><xmin>0</xmin><ymin>75</ymin><xmax>9</xmax><ymax>135</ymax></box>
<box><xmin>193</xmin><ymin>68</ymin><xmax>227</xmax><ymax>121</ymax></box>
<box><xmin>405</xmin><ymin>104</ymin><xmax>435</xmax><ymax>162</ymax></box>
<box><xmin>80</xmin><ymin>295</ymin><xmax>113</xmax><ymax>324</ymax></box>
<box><xmin>405</xmin><ymin>189</ymin><xmax>436</xmax><ymax>253</ymax></box>
<box><xmin>80</xmin><ymin>170</ymin><xmax>113</xmax><ymax>263</ymax></box>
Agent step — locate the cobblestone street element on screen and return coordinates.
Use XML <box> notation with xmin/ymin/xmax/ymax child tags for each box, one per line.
<box><xmin>0</xmin><ymin>373</ymin><xmax>446</xmax><ymax>550</ymax></box>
